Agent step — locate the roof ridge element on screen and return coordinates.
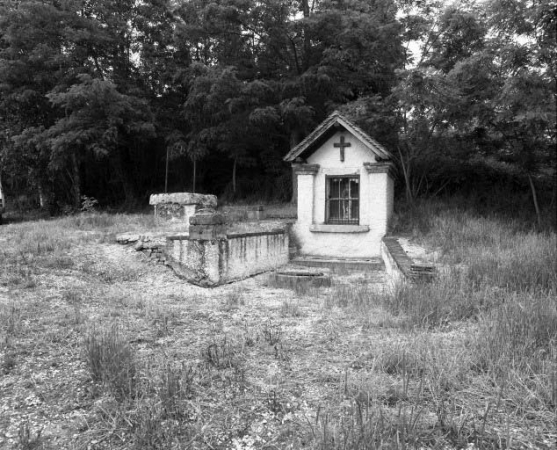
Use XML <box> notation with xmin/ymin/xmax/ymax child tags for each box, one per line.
<box><xmin>283</xmin><ymin>110</ymin><xmax>392</xmax><ymax>162</ymax></box>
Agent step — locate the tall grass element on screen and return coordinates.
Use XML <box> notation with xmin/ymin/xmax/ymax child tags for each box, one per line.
<box><xmin>428</xmin><ymin>211</ymin><xmax>557</xmax><ymax>293</ymax></box>
<box><xmin>379</xmin><ymin>206</ymin><xmax>557</xmax><ymax>329</ymax></box>
<box><xmin>319</xmin><ymin>202</ymin><xmax>557</xmax><ymax>447</ymax></box>
<box><xmin>381</xmin><ymin>274</ymin><xmax>489</xmax><ymax>327</ymax></box>
<box><xmin>62</xmin><ymin>212</ymin><xmax>155</xmax><ymax>233</ymax></box>
<box><xmin>473</xmin><ymin>293</ymin><xmax>557</xmax><ymax>409</ymax></box>
<box><xmin>0</xmin><ymin>212</ymin><xmax>157</xmax><ymax>286</ymax></box>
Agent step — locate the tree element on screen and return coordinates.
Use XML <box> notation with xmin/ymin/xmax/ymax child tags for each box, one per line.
<box><xmin>0</xmin><ymin>0</ymin><xmax>92</xmax><ymax>205</ymax></box>
<box><xmin>47</xmin><ymin>75</ymin><xmax>155</xmax><ymax>205</ymax></box>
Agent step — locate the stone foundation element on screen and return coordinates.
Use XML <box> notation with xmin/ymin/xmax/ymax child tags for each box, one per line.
<box><xmin>161</xmin><ymin>213</ymin><xmax>288</xmax><ymax>286</ymax></box>
<box><xmin>166</xmin><ymin>228</ymin><xmax>289</xmax><ymax>287</ymax></box>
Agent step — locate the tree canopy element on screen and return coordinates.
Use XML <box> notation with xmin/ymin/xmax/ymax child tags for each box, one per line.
<box><xmin>0</xmin><ymin>0</ymin><xmax>555</xmax><ymax>224</ymax></box>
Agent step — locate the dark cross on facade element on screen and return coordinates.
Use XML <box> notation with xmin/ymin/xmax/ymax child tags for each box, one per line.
<box><xmin>334</xmin><ymin>135</ymin><xmax>351</xmax><ymax>162</ymax></box>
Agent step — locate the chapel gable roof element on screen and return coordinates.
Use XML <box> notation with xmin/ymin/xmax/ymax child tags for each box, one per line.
<box><xmin>283</xmin><ymin>111</ymin><xmax>392</xmax><ymax>162</ymax></box>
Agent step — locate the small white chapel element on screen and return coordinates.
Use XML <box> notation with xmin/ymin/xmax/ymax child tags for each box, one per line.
<box><xmin>284</xmin><ymin>111</ymin><xmax>394</xmax><ymax>258</ymax></box>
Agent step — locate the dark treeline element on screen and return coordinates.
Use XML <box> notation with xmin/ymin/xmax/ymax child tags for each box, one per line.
<box><xmin>0</xmin><ymin>0</ymin><xmax>555</xmax><ymax>224</ymax></box>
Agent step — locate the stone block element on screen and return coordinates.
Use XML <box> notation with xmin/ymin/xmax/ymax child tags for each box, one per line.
<box><xmin>273</xmin><ymin>267</ymin><xmax>332</xmax><ymax>289</ymax></box>
<box><xmin>246</xmin><ymin>206</ymin><xmax>265</xmax><ymax>220</ymax></box>
<box><xmin>149</xmin><ymin>192</ymin><xmax>217</xmax><ymax>208</ymax></box>
<box><xmin>116</xmin><ymin>233</ymin><xmax>140</xmax><ymax>244</ymax></box>
<box><xmin>189</xmin><ymin>224</ymin><xmax>226</xmax><ymax>240</ymax></box>
<box><xmin>154</xmin><ymin>203</ymin><xmax>184</xmax><ymax>221</ymax></box>
<box><xmin>189</xmin><ymin>213</ymin><xmax>226</xmax><ymax>225</ymax></box>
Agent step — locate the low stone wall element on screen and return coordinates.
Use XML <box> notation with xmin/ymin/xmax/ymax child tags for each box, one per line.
<box><xmin>166</xmin><ymin>227</ymin><xmax>289</xmax><ymax>287</ymax></box>
<box><xmin>381</xmin><ymin>238</ymin><xmax>408</xmax><ymax>287</ymax></box>
<box><xmin>381</xmin><ymin>237</ymin><xmax>435</xmax><ymax>287</ymax></box>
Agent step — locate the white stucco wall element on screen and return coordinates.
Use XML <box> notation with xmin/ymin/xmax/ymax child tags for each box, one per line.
<box><xmin>297</xmin><ymin>174</ymin><xmax>315</xmax><ymax>225</ymax></box>
<box><xmin>224</xmin><ymin>232</ymin><xmax>289</xmax><ymax>280</ymax></box>
<box><xmin>294</xmin><ymin>131</ymin><xmax>393</xmax><ymax>258</ymax></box>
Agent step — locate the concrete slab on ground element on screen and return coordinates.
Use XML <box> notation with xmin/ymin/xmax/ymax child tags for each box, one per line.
<box><xmin>274</xmin><ymin>265</ymin><xmax>333</xmax><ymax>288</ymax></box>
<box><xmin>290</xmin><ymin>255</ymin><xmax>384</xmax><ymax>272</ymax></box>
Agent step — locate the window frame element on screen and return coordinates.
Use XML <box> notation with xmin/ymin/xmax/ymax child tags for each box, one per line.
<box><xmin>325</xmin><ymin>175</ymin><xmax>360</xmax><ymax>225</ymax></box>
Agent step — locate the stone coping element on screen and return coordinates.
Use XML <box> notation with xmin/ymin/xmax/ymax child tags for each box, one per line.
<box><xmin>189</xmin><ymin>213</ymin><xmax>226</xmax><ymax>225</ymax></box>
<box><xmin>227</xmin><ymin>229</ymin><xmax>287</xmax><ymax>239</ymax></box>
<box><xmin>309</xmin><ymin>224</ymin><xmax>370</xmax><ymax>233</ymax></box>
<box><xmin>166</xmin><ymin>228</ymin><xmax>286</xmax><ymax>241</ymax></box>
<box><xmin>276</xmin><ymin>266</ymin><xmax>332</xmax><ymax>276</ymax></box>
<box><xmin>161</xmin><ymin>232</ymin><xmax>189</xmax><ymax>241</ymax></box>
<box><xmin>382</xmin><ymin>237</ymin><xmax>412</xmax><ymax>276</ymax></box>
<box><xmin>116</xmin><ymin>232</ymin><xmax>177</xmax><ymax>244</ymax></box>
<box><xmin>149</xmin><ymin>192</ymin><xmax>217</xmax><ymax>206</ymax></box>
<box><xmin>273</xmin><ymin>266</ymin><xmax>332</xmax><ymax>288</ymax></box>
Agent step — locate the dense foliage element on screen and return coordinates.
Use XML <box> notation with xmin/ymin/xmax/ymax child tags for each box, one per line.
<box><xmin>0</xmin><ymin>0</ymin><xmax>555</xmax><ymax>223</ymax></box>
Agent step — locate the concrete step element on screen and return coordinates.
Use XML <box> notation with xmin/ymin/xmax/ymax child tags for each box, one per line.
<box><xmin>290</xmin><ymin>255</ymin><xmax>384</xmax><ymax>272</ymax></box>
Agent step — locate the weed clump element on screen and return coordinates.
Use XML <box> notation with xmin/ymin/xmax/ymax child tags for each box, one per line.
<box><xmin>84</xmin><ymin>323</ymin><xmax>137</xmax><ymax>401</ymax></box>
<box><xmin>202</xmin><ymin>335</ymin><xmax>243</xmax><ymax>370</ymax></box>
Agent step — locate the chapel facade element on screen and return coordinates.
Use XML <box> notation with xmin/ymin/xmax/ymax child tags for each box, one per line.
<box><xmin>284</xmin><ymin>111</ymin><xmax>394</xmax><ymax>258</ymax></box>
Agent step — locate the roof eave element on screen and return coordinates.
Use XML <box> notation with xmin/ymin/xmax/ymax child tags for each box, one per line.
<box><xmin>283</xmin><ymin>112</ymin><xmax>392</xmax><ymax>162</ymax></box>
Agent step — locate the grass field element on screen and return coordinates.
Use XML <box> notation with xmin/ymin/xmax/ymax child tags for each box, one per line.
<box><xmin>0</xmin><ymin>204</ymin><xmax>555</xmax><ymax>449</ymax></box>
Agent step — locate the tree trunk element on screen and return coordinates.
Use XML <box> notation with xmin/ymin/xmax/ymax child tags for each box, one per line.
<box><xmin>71</xmin><ymin>151</ymin><xmax>81</xmax><ymax>209</ymax></box>
<box><xmin>165</xmin><ymin>146</ymin><xmax>169</xmax><ymax>193</ymax></box>
<box><xmin>38</xmin><ymin>182</ymin><xmax>47</xmax><ymax>209</ymax></box>
<box><xmin>192</xmin><ymin>158</ymin><xmax>196</xmax><ymax>193</ymax></box>
<box><xmin>232</xmin><ymin>156</ymin><xmax>237</xmax><ymax>196</ymax></box>
<box><xmin>527</xmin><ymin>173</ymin><xmax>541</xmax><ymax>228</ymax></box>
<box><xmin>289</xmin><ymin>128</ymin><xmax>303</xmax><ymax>204</ymax></box>
<box><xmin>291</xmin><ymin>167</ymin><xmax>298</xmax><ymax>205</ymax></box>
<box><xmin>110</xmin><ymin>148</ymin><xmax>135</xmax><ymax>205</ymax></box>
<box><xmin>301</xmin><ymin>0</ymin><xmax>311</xmax><ymax>71</ymax></box>
<box><xmin>396</xmin><ymin>144</ymin><xmax>413</xmax><ymax>205</ymax></box>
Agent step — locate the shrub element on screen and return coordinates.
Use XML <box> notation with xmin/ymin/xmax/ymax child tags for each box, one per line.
<box><xmin>80</xmin><ymin>195</ymin><xmax>99</xmax><ymax>213</ymax></box>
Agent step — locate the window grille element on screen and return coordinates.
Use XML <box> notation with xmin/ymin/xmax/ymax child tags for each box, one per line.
<box><xmin>326</xmin><ymin>176</ymin><xmax>359</xmax><ymax>224</ymax></box>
